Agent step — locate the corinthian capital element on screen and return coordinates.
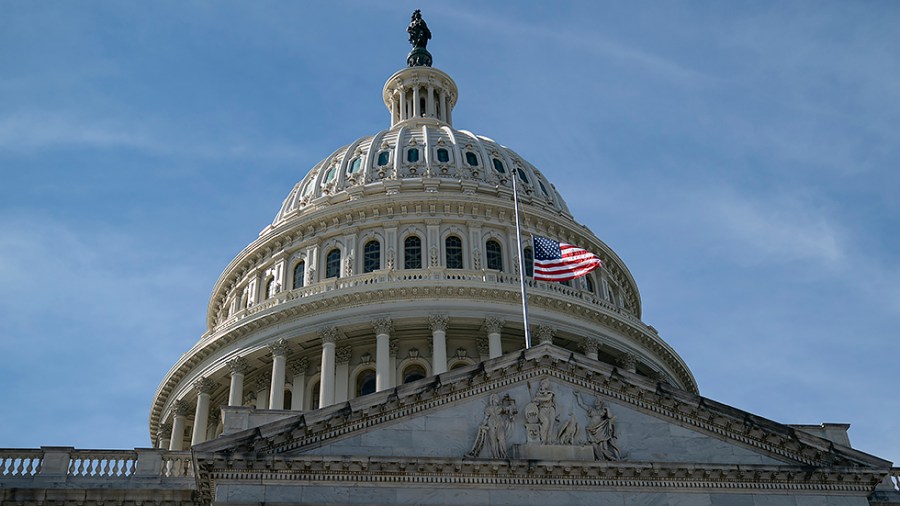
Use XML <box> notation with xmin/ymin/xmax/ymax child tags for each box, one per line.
<box><xmin>484</xmin><ymin>316</ymin><xmax>505</xmax><ymax>335</ymax></box>
<box><xmin>226</xmin><ymin>356</ymin><xmax>249</xmax><ymax>375</ymax></box>
<box><xmin>289</xmin><ymin>356</ymin><xmax>310</xmax><ymax>376</ymax></box>
<box><xmin>429</xmin><ymin>314</ymin><xmax>449</xmax><ymax>332</ymax></box>
<box><xmin>536</xmin><ymin>324</ymin><xmax>555</xmax><ymax>344</ymax></box>
<box><xmin>172</xmin><ymin>399</ymin><xmax>192</xmax><ymax>417</ymax></box>
<box><xmin>581</xmin><ymin>337</ymin><xmax>600</xmax><ymax>355</ymax></box>
<box><xmin>319</xmin><ymin>326</ymin><xmax>339</xmax><ymax>344</ymax></box>
<box><xmin>268</xmin><ymin>338</ymin><xmax>290</xmax><ymax>357</ymax></box>
<box><xmin>335</xmin><ymin>346</ymin><xmax>353</xmax><ymax>365</ymax></box>
<box><xmin>373</xmin><ymin>318</ymin><xmax>393</xmax><ymax>336</ymax></box>
<box><xmin>193</xmin><ymin>377</ymin><xmax>218</xmax><ymax>395</ymax></box>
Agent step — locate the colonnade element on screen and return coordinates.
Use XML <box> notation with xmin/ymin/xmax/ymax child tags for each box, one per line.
<box><xmin>161</xmin><ymin>315</ymin><xmax>510</xmax><ymax>448</ymax></box>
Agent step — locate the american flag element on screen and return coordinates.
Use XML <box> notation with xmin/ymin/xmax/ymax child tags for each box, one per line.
<box><xmin>532</xmin><ymin>235</ymin><xmax>602</xmax><ymax>282</ymax></box>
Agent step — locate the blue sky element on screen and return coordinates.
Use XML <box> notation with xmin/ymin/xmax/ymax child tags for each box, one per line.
<box><xmin>1</xmin><ymin>2</ymin><xmax>898</xmax><ymax>464</ymax></box>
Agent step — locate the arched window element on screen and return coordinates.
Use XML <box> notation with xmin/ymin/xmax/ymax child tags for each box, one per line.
<box><xmin>403</xmin><ymin>364</ymin><xmax>426</xmax><ymax>384</ymax></box>
<box><xmin>310</xmin><ymin>381</ymin><xmax>320</xmax><ymax>410</ymax></box>
<box><xmin>585</xmin><ymin>275</ymin><xmax>595</xmax><ymax>294</ymax></box>
<box><xmin>445</xmin><ymin>236</ymin><xmax>463</xmax><ymax>269</ymax></box>
<box><xmin>404</xmin><ymin>236</ymin><xmax>422</xmax><ymax>269</ymax></box>
<box><xmin>356</xmin><ymin>369</ymin><xmax>376</xmax><ymax>397</ymax></box>
<box><xmin>264</xmin><ymin>277</ymin><xmax>276</xmax><ymax>300</ymax></box>
<box><xmin>363</xmin><ymin>240</ymin><xmax>381</xmax><ymax>273</ymax></box>
<box><xmin>292</xmin><ymin>261</ymin><xmax>305</xmax><ymax>289</ymax></box>
<box><xmin>325</xmin><ymin>249</ymin><xmax>341</xmax><ymax>279</ymax></box>
<box><xmin>485</xmin><ymin>240</ymin><xmax>502</xmax><ymax>271</ymax></box>
<box><xmin>523</xmin><ymin>247</ymin><xmax>534</xmax><ymax>277</ymax></box>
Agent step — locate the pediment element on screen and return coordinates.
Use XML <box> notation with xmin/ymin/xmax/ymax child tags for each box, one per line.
<box><xmin>195</xmin><ymin>343</ymin><xmax>886</xmax><ymax>470</ymax></box>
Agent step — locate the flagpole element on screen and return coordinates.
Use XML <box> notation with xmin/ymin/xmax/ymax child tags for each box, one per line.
<box><xmin>511</xmin><ymin>172</ymin><xmax>531</xmax><ymax>349</ymax></box>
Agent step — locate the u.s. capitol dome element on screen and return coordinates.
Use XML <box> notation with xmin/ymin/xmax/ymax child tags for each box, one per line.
<box><xmin>148</xmin><ymin>19</ymin><xmax>696</xmax><ymax>450</ymax></box>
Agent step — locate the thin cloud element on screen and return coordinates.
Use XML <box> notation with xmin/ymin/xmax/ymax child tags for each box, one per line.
<box><xmin>0</xmin><ymin>111</ymin><xmax>307</xmax><ymax>161</ymax></box>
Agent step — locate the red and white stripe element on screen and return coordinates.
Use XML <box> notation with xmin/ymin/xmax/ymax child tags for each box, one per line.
<box><xmin>533</xmin><ymin>243</ymin><xmax>602</xmax><ymax>282</ymax></box>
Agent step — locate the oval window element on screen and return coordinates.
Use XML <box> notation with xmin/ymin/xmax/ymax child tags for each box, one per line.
<box><xmin>437</xmin><ymin>148</ymin><xmax>450</xmax><ymax>163</ymax></box>
<box><xmin>407</xmin><ymin>148</ymin><xmax>420</xmax><ymax>163</ymax></box>
<box><xmin>377</xmin><ymin>151</ymin><xmax>390</xmax><ymax>166</ymax></box>
<box><xmin>492</xmin><ymin>158</ymin><xmax>506</xmax><ymax>174</ymax></box>
<box><xmin>465</xmin><ymin>152</ymin><xmax>478</xmax><ymax>166</ymax></box>
<box><xmin>348</xmin><ymin>157</ymin><xmax>362</xmax><ymax>174</ymax></box>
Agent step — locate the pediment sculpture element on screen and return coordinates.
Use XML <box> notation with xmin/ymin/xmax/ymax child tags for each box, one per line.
<box><xmin>467</xmin><ymin>379</ymin><xmax>622</xmax><ymax>462</ymax></box>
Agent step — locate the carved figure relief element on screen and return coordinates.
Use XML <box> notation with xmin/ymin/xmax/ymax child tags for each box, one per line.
<box><xmin>466</xmin><ymin>382</ymin><xmax>624</xmax><ymax>462</ymax></box>
<box><xmin>575</xmin><ymin>391</ymin><xmax>621</xmax><ymax>461</ymax></box>
<box><xmin>467</xmin><ymin>393</ymin><xmax>517</xmax><ymax>459</ymax></box>
<box><xmin>529</xmin><ymin>378</ymin><xmax>557</xmax><ymax>444</ymax></box>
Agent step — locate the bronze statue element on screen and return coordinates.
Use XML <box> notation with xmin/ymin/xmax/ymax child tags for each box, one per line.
<box><xmin>407</xmin><ymin>9</ymin><xmax>431</xmax><ymax>49</ymax></box>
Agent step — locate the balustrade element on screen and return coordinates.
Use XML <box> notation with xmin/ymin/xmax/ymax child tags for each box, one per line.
<box><xmin>0</xmin><ymin>448</ymin><xmax>194</xmax><ymax>483</ymax></box>
<box><xmin>68</xmin><ymin>450</ymin><xmax>137</xmax><ymax>477</ymax></box>
<box><xmin>0</xmin><ymin>449</ymin><xmax>41</xmax><ymax>477</ymax></box>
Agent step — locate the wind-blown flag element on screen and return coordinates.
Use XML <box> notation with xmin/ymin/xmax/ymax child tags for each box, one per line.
<box><xmin>532</xmin><ymin>235</ymin><xmax>602</xmax><ymax>282</ymax></box>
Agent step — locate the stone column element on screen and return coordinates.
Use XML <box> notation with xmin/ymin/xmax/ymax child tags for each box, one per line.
<box><xmin>484</xmin><ymin>317</ymin><xmax>505</xmax><ymax>359</ymax></box>
<box><xmin>335</xmin><ymin>346</ymin><xmax>352</xmax><ymax>403</ymax></box>
<box><xmin>429</xmin><ymin>314</ymin><xmax>449</xmax><ymax>375</ymax></box>
<box><xmin>389</xmin><ymin>337</ymin><xmax>399</xmax><ymax>387</ymax></box>
<box><xmin>373</xmin><ymin>318</ymin><xmax>393</xmax><ymax>392</ymax></box>
<box><xmin>268</xmin><ymin>339</ymin><xmax>290</xmax><ymax>410</ymax></box>
<box><xmin>226</xmin><ymin>357</ymin><xmax>249</xmax><ymax>407</ymax></box>
<box><xmin>582</xmin><ymin>338</ymin><xmax>600</xmax><ymax>361</ymax></box>
<box><xmin>439</xmin><ymin>90</ymin><xmax>447</xmax><ymax>122</ymax></box>
<box><xmin>617</xmin><ymin>353</ymin><xmax>638</xmax><ymax>373</ymax></box>
<box><xmin>289</xmin><ymin>357</ymin><xmax>309</xmax><ymax>411</ymax></box>
<box><xmin>536</xmin><ymin>324</ymin><xmax>555</xmax><ymax>345</ymax></box>
<box><xmin>191</xmin><ymin>377</ymin><xmax>217</xmax><ymax>445</ymax></box>
<box><xmin>255</xmin><ymin>373</ymin><xmax>270</xmax><ymax>410</ymax></box>
<box><xmin>156</xmin><ymin>422</ymin><xmax>172</xmax><ymax>450</ymax></box>
<box><xmin>318</xmin><ymin>327</ymin><xmax>339</xmax><ymax>407</ymax></box>
<box><xmin>399</xmin><ymin>88</ymin><xmax>407</xmax><ymax>120</ymax></box>
<box><xmin>168</xmin><ymin>400</ymin><xmax>191</xmax><ymax>451</ymax></box>
<box><xmin>426</xmin><ymin>85</ymin><xmax>435</xmax><ymax>117</ymax></box>
<box><xmin>205</xmin><ymin>409</ymin><xmax>221</xmax><ymax>441</ymax></box>
<box><xmin>412</xmin><ymin>86</ymin><xmax>421</xmax><ymax>117</ymax></box>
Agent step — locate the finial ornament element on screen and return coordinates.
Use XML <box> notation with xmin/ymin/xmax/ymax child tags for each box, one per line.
<box><xmin>407</xmin><ymin>10</ymin><xmax>433</xmax><ymax>67</ymax></box>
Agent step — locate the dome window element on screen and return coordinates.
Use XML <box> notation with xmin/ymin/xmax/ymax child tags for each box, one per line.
<box><xmin>363</xmin><ymin>240</ymin><xmax>381</xmax><ymax>273</ymax></box>
<box><xmin>407</xmin><ymin>148</ymin><xmax>420</xmax><ymax>163</ymax></box>
<box><xmin>585</xmin><ymin>275</ymin><xmax>595</xmax><ymax>294</ymax></box>
<box><xmin>264</xmin><ymin>277</ymin><xmax>276</xmax><ymax>300</ymax></box>
<box><xmin>377</xmin><ymin>151</ymin><xmax>391</xmax><ymax>166</ymax></box>
<box><xmin>292</xmin><ymin>261</ymin><xmax>305</xmax><ymax>289</ymax></box>
<box><xmin>348</xmin><ymin>157</ymin><xmax>362</xmax><ymax>174</ymax></box>
<box><xmin>523</xmin><ymin>247</ymin><xmax>534</xmax><ymax>277</ymax></box>
<box><xmin>491</xmin><ymin>158</ymin><xmax>506</xmax><ymax>174</ymax></box>
<box><xmin>403</xmin><ymin>364</ymin><xmax>427</xmax><ymax>384</ymax></box>
<box><xmin>356</xmin><ymin>369</ymin><xmax>376</xmax><ymax>397</ymax></box>
<box><xmin>325</xmin><ymin>249</ymin><xmax>341</xmax><ymax>279</ymax></box>
<box><xmin>445</xmin><ymin>236</ymin><xmax>463</xmax><ymax>269</ymax></box>
<box><xmin>322</xmin><ymin>167</ymin><xmax>337</xmax><ymax>185</ymax></box>
<box><xmin>301</xmin><ymin>180</ymin><xmax>314</xmax><ymax>197</ymax></box>
<box><xmin>465</xmin><ymin>151</ymin><xmax>478</xmax><ymax>166</ymax></box>
<box><xmin>516</xmin><ymin>168</ymin><xmax>529</xmax><ymax>184</ymax></box>
<box><xmin>404</xmin><ymin>236</ymin><xmax>422</xmax><ymax>269</ymax></box>
<box><xmin>437</xmin><ymin>148</ymin><xmax>450</xmax><ymax>163</ymax></box>
<box><xmin>486</xmin><ymin>240</ymin><xmax>502</xmax><ymax>271</ymax></box>
<box><xmin>538</xmin><ymin>180</ymin><xmax>550</xmax><ymax>196</ymax></box>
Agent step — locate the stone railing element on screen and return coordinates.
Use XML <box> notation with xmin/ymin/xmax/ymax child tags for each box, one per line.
<box><xmin>0</xmin><ymin>447</ymin><xmax>195</xmax><ymax>486</ymax></box>
<box><xmin>220</xmin><ymin>268</ymin><xmax>642</xmax><ymax>331</ymax></box>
